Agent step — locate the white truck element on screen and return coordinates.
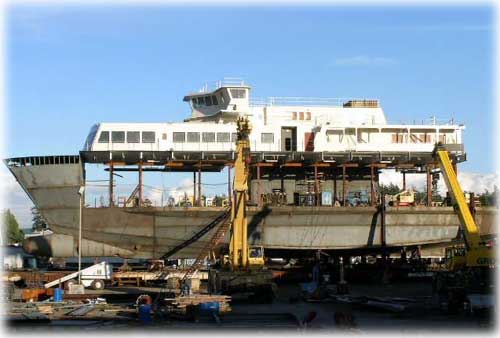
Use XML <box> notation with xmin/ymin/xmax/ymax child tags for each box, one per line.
<box><xmin>44</xmin><ymin>262</ymin><xmax>113</xmax><ymax>290</ymax></box>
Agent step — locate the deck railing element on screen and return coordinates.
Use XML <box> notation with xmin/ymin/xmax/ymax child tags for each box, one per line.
<box><xmin>250</xmin><ymin>97</ymin><xmax>380</xmax><ymax>107</ymax></box>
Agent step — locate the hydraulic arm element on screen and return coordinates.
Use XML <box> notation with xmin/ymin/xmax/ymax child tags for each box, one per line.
<box><xmin>230</xmin><ymin>117</ymin><xmax>251</xmax><ymax>269</ymax></box>
<box><xmin>434</xmin><ymin>146</ymin><xmax>493</xmax><ymax>267</ymax></box>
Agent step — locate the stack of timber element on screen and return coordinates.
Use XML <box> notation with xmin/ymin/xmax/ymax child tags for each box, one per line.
<box><xmin>165</xmin><ymin>294</ymin><xmax>231</xmax><ymax>316</ymax></box>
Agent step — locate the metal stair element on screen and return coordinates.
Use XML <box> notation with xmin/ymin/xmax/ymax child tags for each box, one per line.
<box><xmin>160</xmin><ymin>208</ymin><xmax>230</xmax><ymax>260</ymax></box>
<box><xmin>181</xmin><ymin>218</ymin><xmax>232</xmax><ymax>283</ymax></box>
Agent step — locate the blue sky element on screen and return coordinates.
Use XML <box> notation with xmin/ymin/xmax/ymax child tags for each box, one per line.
<box><xmin>4</xmin><ymin>4</ymin><xmax>496</xmax><ymax>227</ymax></box>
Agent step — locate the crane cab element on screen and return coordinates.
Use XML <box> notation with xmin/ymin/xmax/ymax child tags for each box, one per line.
<box><xmin>248</xmin><ymin>246</ymin><xmax>265</xmax><ymax>267</ymax></box>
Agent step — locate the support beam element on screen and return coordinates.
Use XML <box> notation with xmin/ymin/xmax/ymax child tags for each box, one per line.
<box><xmin>193</xmin><ymin>171</ymin><xmax>197</xmax><ymax>207</ymax></box>
<box><xmin>138</xmin><ymin>162</ymin><xmax>143</xmax><ymax>207</ymax></box>
<box><xmin>227</xmin><ymin>166</ymin><xmax>232</xmax><ymax>206</ymax></box>
<box><xmin>426</xmin><ymin>165</ymin><xmax>432</xmax><ymax>207</ymax></box>
<box><xmin>333</xmin><ymin>167</ymin><xmax>337</xmax><ymax>206</ymax></box>
<box><xmin>314</xmin><ymin>164</ymin><xmax>319</xmax><ymax>206</ymax></box>
<box><xmin>402</xmin><ymin>171</ymin><xmax>406</xmax><ymax>191</ymax></box>
<box><xmin>109</xmin><ymin>162</ymin><xmax>114</xmax><ymax>207</ymax></box>
<box><xmin>197</xmin><ymin>161</ymin><xmax>202</xmax><ymax>206</ymax></box>
<box><xmin>342</xmin><ymin>165</ymin><xmax>347</xmax><ymax>206</ymax></box>
<box><xmin>257</xmin><ymin>165</ymin><xmax>262</xmax><ymax>208</ymax></box>
<box><xmin>370</xmin><ymin>166</ymin><xmax>375</xmax><ymax>206</ymax></box>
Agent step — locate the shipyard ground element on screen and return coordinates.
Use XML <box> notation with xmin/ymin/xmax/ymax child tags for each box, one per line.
<box><xmin>6</xmin><ymin>279</ymin><xmax>494</xmax><ymax>333</ymax></box>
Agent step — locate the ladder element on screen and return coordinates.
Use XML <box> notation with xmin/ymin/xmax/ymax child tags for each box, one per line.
<box><xmin>181</xmin><ymin>218</ymin><xmax>231</xmax><ymax>283</ymax></box>
<box><xmin>125</xmin><ymin>184</ymin><xmax>141</xmax><ymax>207</ymax></box>
<box><xmin>160</xmin><ymin>208</ymin><xmax>230</xmax><ymax>260</ymax></box>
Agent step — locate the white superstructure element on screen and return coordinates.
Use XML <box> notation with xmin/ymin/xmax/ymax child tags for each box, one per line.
<box><xmin>84</xmin><ymin>78</ymin><xmax>464</xmax><ymax>154</ymax></box>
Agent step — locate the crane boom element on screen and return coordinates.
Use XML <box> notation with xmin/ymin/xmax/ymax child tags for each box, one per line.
<box><xmin>434</xmin><ymin>146</ymin><xmax>493</xmax><ymax>267</ymax></box>
<box><xmin>435</xmin><ymin>149</ymin><xmax>481</xmax><ymax>249</ymax></box>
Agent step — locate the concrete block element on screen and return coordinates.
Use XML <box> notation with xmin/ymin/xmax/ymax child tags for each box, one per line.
<box><xmin>68</xmin><ymin>284</ymin><xmax>85</xmax><ymax>295</ymax></box>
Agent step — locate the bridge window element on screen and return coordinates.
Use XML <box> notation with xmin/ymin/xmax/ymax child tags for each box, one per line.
<box><xmin>230</xmin><ymin>89</ymin><xmax>246</xmax><ymax>99</ymax></box>
<box><xmin>261</xmin><ymin>133</ymin><xmax>274</xmax><ymax>143</ymax></box>
<box><xmin>205</xmin><ymin>96</ymin><xmax>213</xmax><ymax>106</ymax></box>
<box><xmin>187</xmin><ymin>132</ymin><xmax>200</xmax><ymax>143</ymax></box>
<box><xmin>212</xmin><ymin>95</ymin><xmax>218</xmax><ymax>105</ymax></box>
<box><xmin>111</xmin><ymin>131</ymin><xmax>125</xmax><ymax>143</ymax></box>
<box><xmin>173</xmin><ymin>132</ymin><xmax>185</xmax><ymax>143</ymax></box>
<box><xmin>217</xmin><ymin>132</ymin><xmax>230</xmax><ymax>142</ymax></box>
<box><xmin>98</xmin><ymin>131</ymin><xmax>109</xmax><ymax>143</ymax></box>
<box><xmin>162</xmin><ymin>133</ymin><xmax>167</xmax><ymax>140</ymax></box>
<box><xmin>232</xmin><ymin>133</ymin><xmax>238</xmax><ymax>143</ymax></box>
<box><xmin>202</xmin><ymin>132</ymin><xmax>216</xmax><ymax>143</ymax></box>
<box><xmin>142</xmin><ymin>131</ymin><xmax>155</xmax><ymax>143</ymax></box>
<box><xmin>127</xmin><ymin>131</ymin><xmax>140</xmax><ymax>143</ymax></box>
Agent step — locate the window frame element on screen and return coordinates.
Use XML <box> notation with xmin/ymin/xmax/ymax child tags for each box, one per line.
<box><xmin>217</xmin><ymin>132</ymin><xmax>230</xmax><ymax>142</ymax></box>
<box><xmin>173</xmin><ymin>132</ymin><xmax>186</xmax><ymax>143</ymax></box>
<box><xmin>98</xmin><ymin>131</ymin><xmax>110</xmax><ymax>143</ymax></box>
<box><xmin>202</xmin><ymin>132</ymin><xmax>216</xmax><ymax>143</ymax></box>
<box><xmin>111</xmin><ymin>131</ymin><xmax>125</xmax><ymax>143</ymax></box>
<box><xmin>187</xmin><ymin>132</ymin><xmax>201</xmax><ymax>143</ymax></box>
<box><xmin>127</xmin><ymin>131</ymin><xmax>140</xmax><ymax>143</ymax></box>
<box><xmin>142</xmin><ymin>131</ymin><xmax>156</xmax><ymax>143</ymax></box>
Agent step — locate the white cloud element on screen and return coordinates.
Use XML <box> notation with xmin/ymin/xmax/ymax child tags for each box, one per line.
<box><xmin>334</xmin><ymin>56</ymin><xmax>397</xmax><ymax>66</ymax></box>
<box><xmin>379</xmin><ymin>169</ymin><xmax>499</xmax><ymax>195</ymax></box>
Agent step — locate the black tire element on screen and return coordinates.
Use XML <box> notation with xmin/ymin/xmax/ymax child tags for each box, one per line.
<box><xmin>91</xmin><ymin>279</ymin><xmax>105</xmax><ymax>290</ymax></box>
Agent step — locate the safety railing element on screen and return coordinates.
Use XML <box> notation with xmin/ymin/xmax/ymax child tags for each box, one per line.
<box><xmin>4</xmin><ymin>155</ymin><xmax>80</xmax><ymax>167</ymax></box>
<box><xmin>250</xmin><ymin>97</ymin><xmax>379</xmax><ymax>107</ymax></box>
<box><xmin>197</xmin><ymin>78</ymin><xmax>247</xmax><ymax>93</ymax></box>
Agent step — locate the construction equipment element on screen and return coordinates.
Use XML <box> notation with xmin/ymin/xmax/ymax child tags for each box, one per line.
<box><xmin>432</xmin><ymin>145</ymin><xmax>494</xmax><ymax>313</ymax></box>
<box><xmin>211</xmin><ymin>117</ymin><xmax>274</xmax><ymax>301</ymax></box>
<box><xmin>387</xmin><ymin>189</ymin><xmax>415</xmax><ymax>207</ymax></box>
<box><xmin>44</xmin><ymin>261</ymin><xmax>113</xmax><ymax>290</ymax></box>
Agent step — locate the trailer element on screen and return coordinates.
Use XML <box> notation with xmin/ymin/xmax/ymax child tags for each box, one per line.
<box><xmin>44</xmin><ymin>262</ymin><xmax>113</xmax><ymax>290</ymax></box>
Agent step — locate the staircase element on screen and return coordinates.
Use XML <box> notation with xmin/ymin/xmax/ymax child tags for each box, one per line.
<box><xmin>160</xmin><ymin>208</ymin><xmax>230</xmax><ymax>260</ymax></box>
<box><xmin>181</xmin><ymin>218</ymin><xmax>232</xmax><ymax>283</ymax></box>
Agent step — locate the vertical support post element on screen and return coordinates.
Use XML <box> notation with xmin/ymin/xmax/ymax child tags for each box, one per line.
<box><xmin>197</xmin><ymin>161</ymin><xmax>202</xmax><ymax>207</ymax></box>
<box><xmin>257</xmin><ymin>164</ymin><xmax>262</xmax><ymax>208</ymax></box>
<box><xmin>333</xmin><ymin>166</ymin><xmax>337</xmax><ymax>206</ymax></box>
<box><xmin>109</xmin><ymin>162</ymin><xmax>114</xmax><ymax>207</ymax></box>
<box><xmin>78</xmin><ymin>191</ymin><xmax>83</xmax><ymax>284</ymax></box>
<box><xmin>342</xmin><ymin>165</ymin><xmax>347</xmax><ymax>206</ymax></box>
<box><xmin>370</xmin><ymin>165</ymin><xmax>375</xmax><ymax>207</ymax></box>
<box><xmin>138</xmin><ymin>162</ymin><xmax>143</xmax><ymax>207</ymax></box>
<box><xmin>380</xmin><ymin>196</ymin><xmax>386</xmax><ymax>248</ymax></box>
<box><xmin>402</xmin><ymin>171</ymin><xmax>406</xmax><ymax>191</ymax></box>
<box><xmin>193</xmin><ymin>171</ymin><xmax>197</xmax><ymax>207</ymax></box>
<box><xmin>227</xmin><ymin>165</ymin><xmax>232</xmax><ymax>206</ymax></box>
<box><xmin>426</xmin><ymin>165</ymin><xmax>432</xmax><ymax>207</ymax></box>
<box><xmin>314</xmin><ymin>164</ymin><xmax>319</xmax><ymax>206</ymax></box>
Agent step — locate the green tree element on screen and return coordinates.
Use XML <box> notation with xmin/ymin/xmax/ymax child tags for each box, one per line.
<box><xmin>478</xmin><ymin>186</ymin><xmax>498</xmax><ymax>206</ymax></box>
<box><xmin>2</xmin><ymin>209</ymin><xmax>24</xmax><ymax>245</ymax></box>
<box><xmin>31</xmin><ymin>206</ymin><xmax>49</xmax><ymax>232</ymax></box>
<box><xmin>378</xmin><ymin>183</ymin><xmax>401</xmax><ymax>196</ymax></box>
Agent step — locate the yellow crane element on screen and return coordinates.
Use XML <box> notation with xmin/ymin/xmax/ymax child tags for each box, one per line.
<box><xmin>212</xmin><ymin>117</ymin><xmax>273</xmax><ymax>300</ymax></box>
<box><xmin>435</xmin><ymin>147</ymin><xmax>494</xmax><ymax>268</ymax></box>
<box><xmin>229</xmin><ymin>117</ymin><xmax>265</xmax><ymax>268</ymax></box>
<box><xmin>433</xmin><ymin>145</ymin><xmax>494</xmax><ymax>312</ymax></box>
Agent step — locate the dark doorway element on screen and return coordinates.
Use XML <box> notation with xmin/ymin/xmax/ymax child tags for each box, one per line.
<box><xmin>281</xmin><ymin>127</ymin><xmax>297</xmax><ymax>151</ymax></box>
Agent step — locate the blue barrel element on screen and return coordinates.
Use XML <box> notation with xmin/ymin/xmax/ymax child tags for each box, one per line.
<box><xmin>54</xmin><ymin>288</ymin><xmax>64</xmax><ymax>302</ymax></box>
<box><xmin>199</xmin><ymin>301</ymin><xmax>220</xmax><ymax>314</ymax></box>
<box><xmin>138</xmin><ymin>304</ymin><xmax>152</xmax><ymax>324</ymax></box>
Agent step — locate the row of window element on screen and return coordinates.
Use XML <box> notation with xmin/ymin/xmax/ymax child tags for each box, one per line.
<box><xmin>98</xmin><ymin>131</ymin><xmax>156</xmax><ymax>144</ymax></box>
<box><xmin>172</xmin><ymin>132</ymin><xmax>237</xmax><ymax>143</ymax></box>
<box><xmin>97</xmin><ymin>131</ymin><xmax>277</xmax><ymax>144</ymax></box>
<box><xmin>291</xmin><ymin>112</ymin><xmax>312</xmax><ymax>121</ymax></box>
<box><xmin>193</xmin><ymin>95</ymin><xmax>220</xmax><ymax>107</ymax></box>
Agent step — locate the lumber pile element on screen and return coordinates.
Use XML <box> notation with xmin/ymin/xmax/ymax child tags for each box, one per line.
<box><xmin>165</xmin><ymin>294</ymin><xmax>231</xmax><ymax>316</ymax></box>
